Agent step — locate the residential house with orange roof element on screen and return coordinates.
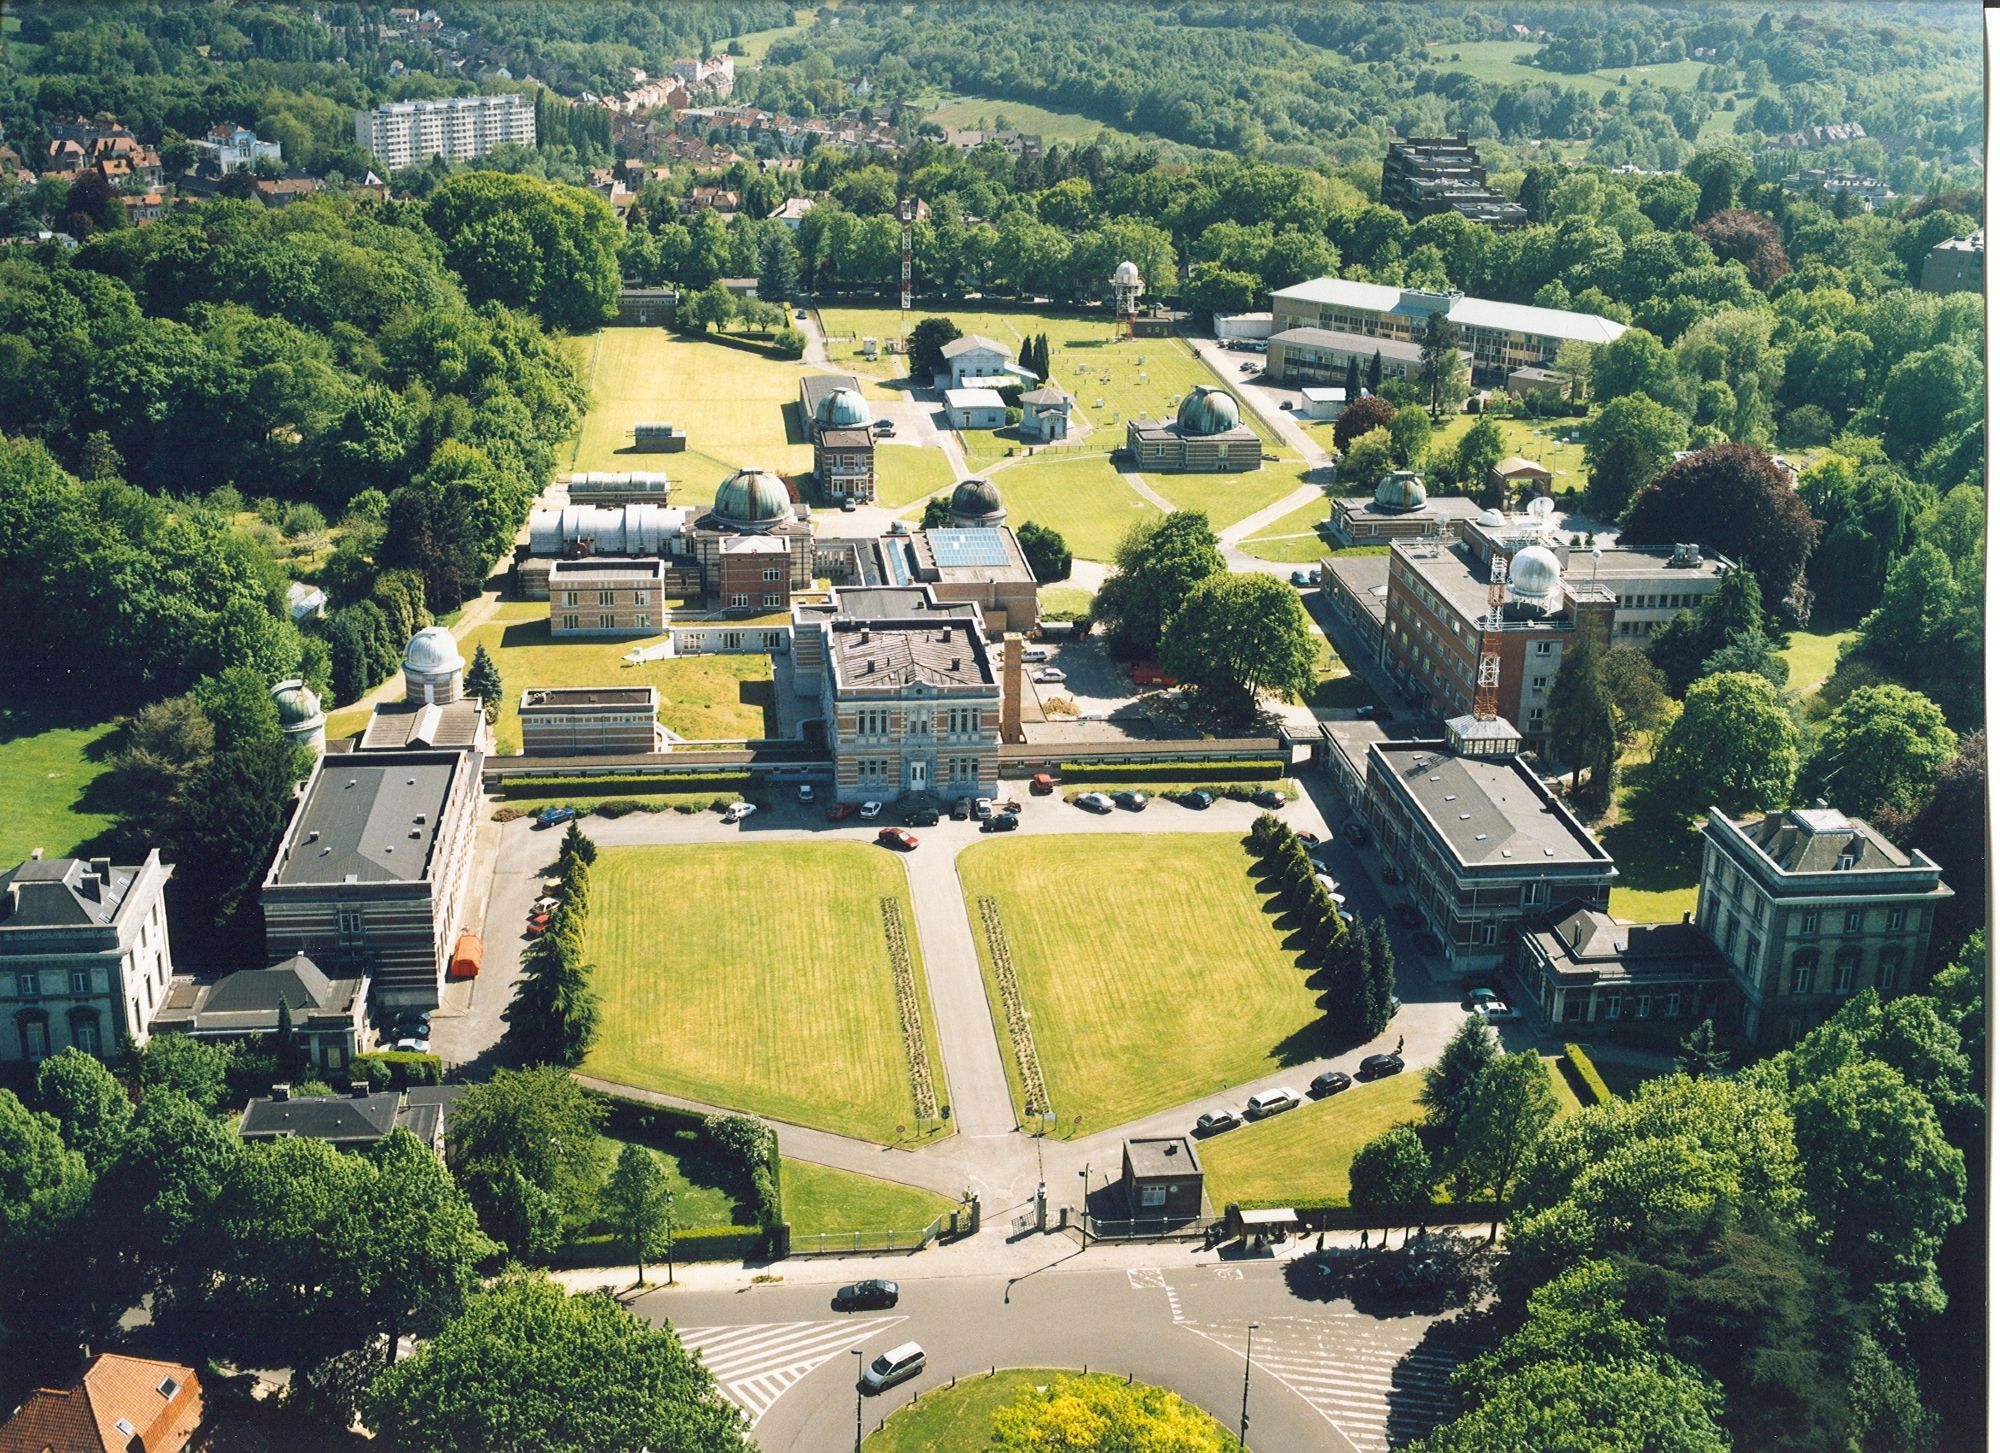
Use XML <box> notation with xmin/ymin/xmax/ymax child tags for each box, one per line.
<box><xmin>0</xmin><ymin>1353</ymin><xmax>202</xmax><ymax>1453</ymax></box>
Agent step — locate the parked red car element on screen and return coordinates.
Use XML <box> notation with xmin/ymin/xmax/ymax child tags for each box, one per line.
<box><xmin>877</xmin><ymin>826</ymin><xmax>919</xmax><ymax>851</ymax></box>
<box><xmin>826</xmin><ymin>801</ymin><xmax>858</xmax><ymax>822</ymax></box>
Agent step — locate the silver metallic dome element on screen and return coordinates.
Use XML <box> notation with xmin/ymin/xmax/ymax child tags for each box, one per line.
<box><xmin>1374</xmin><ymin>471</ymin><xmax>1429</xmax><ymax>512</ymax></box>
<box><xmin>1175</xmin><ymin>386</ymin><xmax>1240</xmax><ymax>436</ymax></box>
<box><xmin>813</xmin><ymin>386</ymin><xmax>869</xmax><ymax>429</ymax></box>
<box><xmin>403</xmin><ymin>626</ymin><xmax>463</xmax><ymax>678</ymax></box>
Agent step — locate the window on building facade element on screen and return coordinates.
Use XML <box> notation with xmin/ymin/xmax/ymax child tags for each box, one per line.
<box><xmin>72</xmin><ymin>1017</ymin><xmax>99</xmax><ymax>1055</ymax></box>
<box><xmin>598</xmin><ymin>614</ymin><xmax>614</xmax><ymax>630</ymax></box>
<box><xmin>21</xmin><ymin>1019</ymin><xmax>47</xmax><ymax>1060</ymax></box>
<box><xmin>1877</xmin><ymin>951</ymin><xmax>1902</xmax><ymax>996</ymax></box>
<box><xmin>598</xmin><ymin>590</ymin><xmax>616</xmax><ymax>606</ymax></box>
<box><xmin>1791</xmin><ymin>950</ymin><xmax>1817</xmax><ymax>995</ymax></box>
<box><xmin>1834</xmin><ymin>947</ymin><xmax>1860</xmax><ymax>994</ymax></box>
<box><xmin>15</xmin><ymin>970</ymin><xmax>38</xmax><ymax>999</ymax></box>
<box><xmin>1665</xmin><ymin>991</ymin><xmax>1682</xmax><ymax>1018</ymax></box>
<box><xmin>1744</xmin><ymin>933</ymin><xmax>1761</xmax><ymax>968</ymax></box>
<box><xmin>763</xmin><ymin>567</ymin><xmax>781</xmax><ymax>582</ymax></box>
<box><xmin>562</xmin><ymin>591</ymin><xmax>579</xmax><ymax>607</ymax></box>
<box><xmin>70</xmin><ymin>969</ymin><xmax>89</xmax><ymax>994</ymax></box>
<box><xmin>1603</xmin><ymin>994</ymin><xmax>1622</xmax><ymax>1020</ymax></box>
<box><xmin>1635</xmin><ymin>994</ymin><xmax>1651</xmax><ymax>1019</ymax></box>
<box><xmin>634</xmin><ymin>591</ymin><xmax>648</xmax><ymax>606</ymax></box>
<box><xmin>730</xmin><ymin>593</ymin><xmax>749</xmax><ymax>608</ymax></box>
<box><xmin>559</xmin><ymin>614</ymin><xmax>579</xmax><ymax>632</ymax></box>
<box><xmin>763</xmin><ymin>593</ymin><xmax>781</xmax><ymax>608</ymax></box>
<box><xmin>1886</xmin><ymin>907</ymin><xmax>1906</xmax><ymax>931</ymax></box>
<box><xmin>1843</xmin><ymin>908</ymin><xmax>1863</xmax><ymax>934</ymax></box>
<box><xmin>1139</xmin><ymin>1185</ymin><xmax>1167</xmax><ymax>1208</ymax></box>
<box><xmin>1799</xmin><ymin>910</ymin><xmax>1819</xmax><ymax>935</ymax></box>
<box><xmin>908</xmin><ymin>714</ymin><xmax>932</xmax><ymax>738</ymax></box>
<box><xmin>338</xmin><ymin>908</ymin><xmax>364</xmax><ymax>938</ymax></box>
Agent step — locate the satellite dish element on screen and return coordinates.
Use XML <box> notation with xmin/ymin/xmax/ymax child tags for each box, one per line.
<box><xmin>1527</xmin><ymin>496</ymin><xmax>1555</xmax><ymax>522</ymax></box>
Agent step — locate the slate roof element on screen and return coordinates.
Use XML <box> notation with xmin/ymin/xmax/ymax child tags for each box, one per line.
<box><xmin>1735</xmin><ymin>808</ymin><xmax>1914</xmax><ymax>874</ymax></box>
<box><xmin>271</xmin><ymin>755</ymin><xmax>461</xmax><ymax>887</ymax></box>
<box><xmin>939</xmin><ymin>334</ymin><xmax>1010</xmax><ymax>358</ymax></box>
<box><xmin>359</xmin><ymin>699</ymin><xmax>486</xmax><ymax>752</ymax></box>
<box><xmin>0</xmin><ymin>857</ymin><xmax>141</xmax><ymax>929</ymax></box>
<box><xmin>1523</xmin><ymin>907</ymin><xmax>1729</xmax><ymax>984</ymax></box>
<box><xmin>829</xmin><ymin>617</ymin><xmax>994</xmax><ymax>689</ymax></box>
<box><xmin>154</xmin><ymin>955</ymin><xmax>365</xmax><ymax>1037</ymax></box>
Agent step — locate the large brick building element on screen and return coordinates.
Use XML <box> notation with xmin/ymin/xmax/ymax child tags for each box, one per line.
<box><xmin>792</xmin><ymin>586</ymin><xmax>1001</xmax><ymax>804</ymax></box>
<box><xmin>1125</xmin><ymin>386</ymin><xmax>1262</xmax><ymax>473</ymax></box>
<box><xmin>548</xmin><ymin>556</ymin><xmax>668</xmax><ymax>636</ymax></box>
<box><xmin>799</xmin><ymin>373</ymin><xmax>876</xmax><ymax>503</ymax></box>
<box><xmin>519</xmin><ymin>687</ymin><xmax>664</xmax><ymax>755</ymax></box>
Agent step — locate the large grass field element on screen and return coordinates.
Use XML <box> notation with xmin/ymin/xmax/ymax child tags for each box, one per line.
<box><xmin>561</xmin><ymin>329</ymin><xmax>816</xmax><ymax>482</ymax></box>
<box><xmin>782</xmin><ymin>1161</ymin><xmax>958</xmax><ymax>1237</ymax></box>
<box><xmin>925</xmin><ymin>454</ymin><xmax>1156</xmax><ymax>562</ymax></box>
<box><xmin>0</xmin><ymin>707</ymin><xmax>120</xmax><ymax>867</ymax></box>
<box><xmin>1424</xmin><ymin>40</ymin><xmax>1709</xmax><ymax>92</ymax></box>
<box><xmin>1239</xmin><ymin>495</ymin><xmax>1336</xmax><ymax>564</ymax></box>
<box><xmin>865</xmin><ymin>1371</ymin><xmax>1233</xmax><ymax>1452</ymax></box>
<box><xmin>925</xmin><ymin>94</ymin><xmax>1160</xmax><ymax>146</ymax></box>
<box><xmin>726</xmin><ymin>8</ymin><xmax>813</xmax><ymax>60</ymax></box>
<box><xmin>958</xmin><ymin>833</ymin><xmax>1327</xmax><ymax>1133</ymax></box>
<box><xmin>872</xmin><ymin>443</ymin><xmax>957</xmax><ymax>509</ymax></box>
<box><xmin>325</xmin><ymin>602</ymin><xmax>776</xmax><ymax>751</ymax></box>
<box><xmin>584</xmin><ymin>843</ymin><xmax>948</xmax><ymax>1144</ymax></box>
<box><xmin>1144</xmin><ymin>457</ymin><xmax>1312</xmax><ymax>534</ymax></box>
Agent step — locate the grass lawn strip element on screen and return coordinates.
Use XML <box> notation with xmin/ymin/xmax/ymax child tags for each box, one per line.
<box><xmin>923</xmin><ymin>453</ymin><xmax>1155</xmax><ymax>562</ymax></box>
<box><xmin>0</xmin><ymin>710</ymin><xmax>119</xmax><ymax>866</ymax></box>
<box><xmin>781</xmin><ymin>1160</ymin><xmax>958</xmax><ymax>1239</ymax></box>
<box><xmin>1778</xmin><ymin>625</ymin><xmax>1857</xmax><ymax>696</ymax></box>
<box><xmin>1142</xmin><ymin>457</ymin><xmax>1311</xmax><ymax>534</ymax></box>
<box><xmin>958</xmin><ymin>834</ymin><xmax>1325</xmax><ymax>1133</ymax></box>
<box><xmin>583</xmin><ymin>843</ymin><xmax>948</xmax><ymax>1144</ymax></box>
<box><xmin>863</xmin><ymin>1370</ymin><xmax>1234</xmax><ymax>1452</ymax></box>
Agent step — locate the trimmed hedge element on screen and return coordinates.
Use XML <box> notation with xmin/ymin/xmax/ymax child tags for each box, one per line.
<box><xmin>351</xmin><ymin>1050</ymin><xmax>442</xmax><ymax>1088</ymax></box>
<box><xmin>1561</xmin><ymin>1042</ymin><xmax>1614</xmax><ymax>1106</ymax></box>
<box><xmin>543</xmin><ymin>1225</ymin><xmax>766</xmax><ymax>1267</ymax></box>
<box><xmin>493</xmin><ymin>772</ymin><xmax>753</xmax><ymax>800</ymax></box>
<box><xmin>1058</xmin><ymin>758</ymin><xmax>1285</xmax><ymax>785</ymax></box>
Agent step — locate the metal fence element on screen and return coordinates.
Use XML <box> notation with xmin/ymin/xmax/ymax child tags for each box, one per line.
<box><xmin>1084</xmin><ymin>1214</ymin><xmax>1218</xmax><ymax>1242</ymax></box>
<box><xmin>787</xmin><ymin>1216</ymin><xmax>944</xmax><ymax>1257</ymax></box>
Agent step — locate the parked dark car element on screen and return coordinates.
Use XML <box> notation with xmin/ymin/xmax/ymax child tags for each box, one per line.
<box><xmin>1393</xmin><ymin>903</ymin><xmax>1424</xmax><ymax>929</ymax></box>
<box><xmin>1310</xmin><ymin>1070</ymin><xmax>1352</xmax><ymax>1097</ymax></box>
<box><xmin>1353</xmin><ymin>704</ymin><xmax>1380</xmax><ymax>720</ymax></box>
<box><xmin>1358</xmin><ymin>1052</ymin><xmax>1405</xmax><ymax>1080</ymax></box>
<box><xmin>1343</xmin><ymin>821</ymin><xmax>1371</xmax><ymax>846</ymax></box>
<box><xmin>1194</xmin><ymin>1109</ymin><xmax>1241</xmax><ymax>1136</ymax></box>
<box><xmin>1179</xmin><ymin>789</ymin><xmax>1214</xmax><ymax>809</ymax></box>
<box><xmin>1297</xmin><ymin>831</ymin><xmax>1321</xmax><ymax>847</ymax></box>
<box><xmin>980</xmin><ymin>811</ymin><xmax>1020</xmax><ymax>833</ymax></box>
<box><xmin>534</xmin><ymin>805</ymin><xmax>577</xmax><ymax>829</ymax></box>
<box><xmin>1253</xmin><ymin>789</ymin><xmax>1286</xmax><ymax>808</ymax></box>
<box><xmin>877</xmin><ymin>826</ymin><xmax>920</xmax><ymax>851</ymax></box>
<box><xmin>1111</xmin><ymin>790</ymin><xmax>1149</xmax><ymax>811</ymax></box>
<box><xmin>833</xmin><ymin>1278</ymin><xmax>899</xmax><ymax>1311</ymax></box>
<box><xmin>951</xmin><ymin>797</ymin><xmax>973</xmax><ymax>820</ymax></box>
<box><xmin>902</xmin><ymin>805</ymin><xmax>940</xmax><ymax>827</ymax></box>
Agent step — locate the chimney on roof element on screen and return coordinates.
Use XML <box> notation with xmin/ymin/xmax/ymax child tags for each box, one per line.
<box><xmin>29</xmin><ymin>848</ymin><xmax>42</xmax><ymax>861</ymax></box>
<box><xmin>271</xmin><ymin>1083</ymin><xmax>291</xmax><ymax>1101</ymax></box>
<box><xmin>350</xmin><ymin>1082</ymin><xmax>371</xmax><ymax>1099</ymax></box>
<box><xmin>90</xmin><ymin>857</ymin><xmax>112</xmax><ymax>884</ymax></box>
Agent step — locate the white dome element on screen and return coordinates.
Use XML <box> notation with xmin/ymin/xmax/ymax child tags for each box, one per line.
<box><xmin>404</xmin><ymin>626</ymin><xmax>463</xmax><ymax>677</ymax></box>
<box><xmin>1477</xmin><ymin>508</ymin><xmax>1506</xmax><ymax>527</ymax></box>
<box><xmin>1507</xmin><ymin>545</ymin><xmax>1563</xmax><ymax>608</ymax></box>
<box><xmin>1113</xmin><ymin>260</ymin><xmax>1142</xmax><ymax>288</ymax></box>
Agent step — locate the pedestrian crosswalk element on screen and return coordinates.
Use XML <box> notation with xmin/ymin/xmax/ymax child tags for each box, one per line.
<box><xmin>678</xmin><ymin>1315</ymin><xmax>907</xmax><ymax>1425</ymax></box>
<box><xmin>1180</xmin><ymin>1313</ymin><xmax>1459</xmax><ymax>1452</ymax></box>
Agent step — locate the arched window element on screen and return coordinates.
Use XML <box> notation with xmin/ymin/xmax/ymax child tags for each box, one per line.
<box><xmin>14</xmin><ymin>1009</ymin><xmax>49</xmax><ymax>1062</ymax></box>
<box><xmin>67</xmin><ymin>1007</ymin><xmax>101</xmax><ymax>1058</ymax></box>
<box><xmin>1876</xmin><ymin>949</ymin><xmax>1904</xmax><ymax>997</ymax></box>
<box><xmin>1834</xmin><ymin>946</ymin><xmax>1863</xmax><ymax>995</ymax></box>
<box><xmin>1789</xmin><ymin>949</ymin><xmax>1818</xmax><ymax>995</ymax></box>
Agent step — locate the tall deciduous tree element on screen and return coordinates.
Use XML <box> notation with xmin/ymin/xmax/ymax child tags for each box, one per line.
<box><xmin>368</xmin><ymin>1275</ymin><xmax>750</xmax><ymax>1453</ymax></box>
<box><xmin>0</xmin><ymin>1090</ymin><xmax>92</xmax><ymax>1339</ymax></box>
<box><xmin>426</xmin><ymin>173</ymin><xmax>621</xmax><ymax>329</ymax></box>
<box><xmin>1649</xmin><ymin>567</ymin><xmax>1766</xmax><ymax>696</ymax></box>
<box><xmin>1349</xmin><ymin>1125</ymin><xmax>1433</xmax><ymax>1241</ymax></box>
<box><xmin>1015</xmin><ymin>520</ymin><xmax>1071</xmax><ymax>583</ymax></box>
<box><xmin>1417</xmin><ymin>311</ymin><xmax>1467</xmax><ymax>417</ymax></box>
<box><xmin>907</xmin><ymin>317</ymin><xmax>961</xmax><ymax>381</ymax></box>
<box><xmin>445</xmin><ymin>1068</ymin><xmax>607</xmax><ymax>1256</ymax></box>
<box><xmin>1093</xmin><ymin>511</ymin><xmax>1224</xmax><ymax>659</ymax></box>
<box><xmin>34</xmin><ymin>1048</ymin><xmax>131</xmax><ymax>1167</ymax></box>
<box><xmin>1547</xmin><ymin>622</ymin><xmax>1617</xmax><ymax>805</ymax></box>
<box><xmin>1651</xmin><ymin>672</ymin><xmax>1799</xmax><ymax>815</ymax></box>
<box><xmin>1453</xmin><ymin>1052</ymin><xmax>1560</xmax><ymax>1239</ymax></box>
<box><xmin>1333</xmin><ymin>393</ymin><xmax>1396</xmax><ymax>452</ymax></box>
<box><xmin>1583</xmin><ymin>393</ymin><xmax>1688</xmax><ymax>519</ymax></box>
<box><xmin>604</xmin><ymin>1142</ymin><xmax>676</xmax><ymax>1285</ymax></box>
<box><xmin>1157</xmin><ymin>572</ymin><xmax>1316</xmax><ymax>723</ymax></box>
<box><xmin>1620</xmin><ymin>445</ymin><xmax>1821</xmax><ymax>622</ymax></box>
<box><xmin>1421</xmin><ymin>1017</ymin><xmax>1501</xmax><ymax>1143</ymax></box>
<box><xmin>1802</xmin><ymin>684</ymin><xmax>1955</xmax><ymax>819</ymax></box>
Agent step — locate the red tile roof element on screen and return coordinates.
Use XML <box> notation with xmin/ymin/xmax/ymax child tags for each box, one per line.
<box><xmin>0</xmin><ymin>1354</ymin><xmax>203</xmax><ymax>1453</ymax></box>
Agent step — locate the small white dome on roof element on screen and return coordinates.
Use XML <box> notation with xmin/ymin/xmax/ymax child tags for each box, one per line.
<box><xmin>1113</xmin><ymin>259</ymin><xmax>1142</xmax><ymax>288</ymax></box>
<box><xmin>404</xmin><ymin>626</ymin><xmax>463</xmax><ymax>677</ymax></box>
<box><xmin>1507</xmin><ymin>544</ymin><xmax>1563</xmax><ymax>610</ymax></box>
<box><xmin>1478</xmin><ymin>507</ymin><xmax>1506</xmax><ymax>527</ymax></box>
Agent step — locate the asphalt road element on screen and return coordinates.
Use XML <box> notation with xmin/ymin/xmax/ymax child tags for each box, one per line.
<box><xmin>637</xmin><ymin>1253</ymin><xmax>1466</xmax><ymax>1452</ymax></box>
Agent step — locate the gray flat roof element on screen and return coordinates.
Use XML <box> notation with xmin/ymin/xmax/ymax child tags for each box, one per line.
<box><xmin>1125</xmin><ymin>1135</ymin><xmax>1203</xmax><ymax>1179</ymax></box>
<box><xmin>549</xmin><ymin>557</ymin><xmax>666</xmax><ymax>579</ymax></box>
<box><xmin>521</xmin><ymin>687</ymin><xmax>658</xmax><ymax>709</ymax></box>
<box><xmin>274</xmin><ymin>754</ymin><xmax>462</xmax><ymax>887</ymax></box>
<box><xmin>1270</xmin><ymin>326</ymin><xmax>1425</xmax><ymax>362</ymax></box>
<box><xmin>1371</xmin><ymin>741</ymin><xmax>1611</xmax><ymax>871</ymax></box>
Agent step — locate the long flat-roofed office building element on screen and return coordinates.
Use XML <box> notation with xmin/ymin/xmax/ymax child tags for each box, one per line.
<box><xmin>519</xmin><ymin>687</ymin><xmax>665</xmax><ymax>755</ymax></box>
<box><xmin>355</xmin><ymin>93</ymin><xmax>535</xmax><ymax>170</ymax></box>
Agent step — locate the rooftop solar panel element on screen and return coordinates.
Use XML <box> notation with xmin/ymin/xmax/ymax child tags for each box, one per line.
<box><xmin>927</xmin><ymin>528</ymin><xmax>1011</xmax><ymax>568</ymax></box>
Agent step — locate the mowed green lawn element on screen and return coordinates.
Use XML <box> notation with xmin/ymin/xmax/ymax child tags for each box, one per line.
<box><xmin>327</xmin><ymin>602</ymin><xmax>775</xmax><ymax>752</ymax></box>
<box><xmin>958</xmin><ymin>834</ymin><xmax>1326</xmax><ymax>1131</ymax></box>
<box><xmin>1239</xmin><ymin>494</ymin><xmax>1336</xmax><ymax>564</ymax></box>
<box><xmin>561</xmin><ymin>329</ymin><xmax>815</xmax><ymax>480</ymax></box>
<box><xmin>0</xmin><ymin>708</ymin><xmax>120</xmax><ymax>867</ymax></box>
<box><xmin>1779</xmin><ymin>625</ymin><xmax>1857</xmax><ymax>696</ymax></box>
<box><xmin>1144</xmin><ymin>457</ymin><xmax>1311</xmax><ymax>533</ymax></box>
<box><xmin>926</xmin><ymin>93</ymin><xmax>1160</xmax><ymax>145</ymax></box>
<box><xmin>872</xmin><ymin>442</ymin><xmax>957</xmax><ymax>509</ymax></box>
<box><xmin>782</xmin><ymin>1161</ymin><xmax>958</xmax><ymax>1237</ymax></box>
<box><xmin>585</xmin><ymin>843</ymin><xmax>948</xmax><ymax>1144</ymax></box>
<box><xmin>1424</xmin><ymin>40</ymin><xmax>1709</xmax><ymax>91</ymax></box>
<box><xmin>865</xmin><ymin>1371</ymin><xmax>1233</xmax><ymax>1453</ymax></box>
<box><xmin>918</xmin><ymin>454</ymin><xmax>1156</xmax><ymax>562</ymax></box>
<box><xmin>1426</xmin><ymin>413</ymin><xmax>1589</xmax><ymax>493</ymax></box>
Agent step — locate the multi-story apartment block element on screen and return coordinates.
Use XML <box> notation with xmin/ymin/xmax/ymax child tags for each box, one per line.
<box><xmin>354</xmin><ymin>93</ymin><xmax>536</xmax><ymax>170</ymax></box>
<box><xmin>1271</xmin><ymin>278</ymin><xmax>1625</xmax><ymax>385</ymax></box>
<box><xmin>0</xmin><ymin>849</ymin><xmax>175</xmax><ymax>1063</ymax></box>
<box><xmin>548</xmin><ymin>556</ymin><xmax>668</xmax><ymax>636</ymax></box>
<box><xmin>792</xmin><ymin>587</ymin><xmax>1001</xmax><ymax>804</ymax></box>
<box><xmin>1921</xmin><ymin>229</ymin><xmax>1983</xmax><ymax>295</ymax></box>
<box><xmin>1382</xmin><ymin>134</ymin><xmax>1528</xmax><ymax>227</ymax></box>
<box><xmin>1700</xmin><ymin>805</ymin><xmax>1952</xmax><ymax>1049</ymax></box>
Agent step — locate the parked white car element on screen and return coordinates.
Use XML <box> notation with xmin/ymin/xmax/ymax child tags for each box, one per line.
<box><xmin>1075</xmin><ymin>792</ymin><xmax>1115</xmax><ymax>813</ymax></box>
<box><xmin>859</xmin><ymin>801</ymin><xmax>883</xmax><ymax>820</ymax></box>
<box><xmin>722</xmin><ymin>802</ymin><xmax>758</xmax><ymax>824</ymax></box>
<box><xmin>1021</xmin><ymin>645</ymin><xmax>1051</xmax><ymax>663</ymax></box>
<box><xmin>1245</xmin><ymin>1087</ymin><xmax>1302</xmax><ymax>1120</ymax></box>
<box><xmin>1032</xmin><ymin>667</ymin><xmax>1067</xmax><ymax>683</ymax></box>
<box><xmin>1472</xmin><ymin>1000</ymin><xmax>1520</xmax><ymax>1020</ymax></box>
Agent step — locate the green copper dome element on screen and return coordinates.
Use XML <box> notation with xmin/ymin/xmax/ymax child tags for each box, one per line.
<box><xmin>270</xmin><ymin>678</ymin><xmax>323</xmax><ymax>726</ymax></box>
<box><xmin>1175</xmin><ymin>386</ymin><xmax>1241</xmax><ymax>436</ymax></box>
<box><xmin>1374</xmin><ymin>470</ymin><xmax>1429</xmax><ymax>512</ymax></box>
<box><xmin>814</xmin><ymin>386</ymin><xmax>870</xmax><ymax>428</ymax></box>
<box><xmin>712</xmin><ymin>468</ymin><xmax>795</xmax><ymax>529</ymax></box>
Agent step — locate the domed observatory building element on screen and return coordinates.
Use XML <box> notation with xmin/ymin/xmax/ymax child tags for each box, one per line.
<box><xmin>1329</xmin><ymin>468</ymin><xmax>1485</xmax><ymax>546</ymax></box>
<box><xmin>1125</xmin><ymin>385</ymin><xmax>1263</xmax><ymax>472</ymax></box>
<box><xmin>691</xmin><ymin>467</ymin><xmax>816</xmax><ymax>604</ymax></box>
<box><xmin>357</xmin><ymin>626</ymin><xmax>492</xmax><ymax>753</ymax></box>
<box><xmin>946</xmin><ymin>477</ymin><xmax>1006</xmax><ymax>529</ymax></box>
<box><xmin>271</xmin><ymin>679</ymin><xmax>326</xmax><ymax>755</ymax></box>
<box><xmin>798</xmin><ymin>372</ymin><xmax>877</xmax><ymax>503</ymax></box>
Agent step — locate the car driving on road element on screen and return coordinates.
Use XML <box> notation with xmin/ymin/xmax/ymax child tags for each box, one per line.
<box><xmin>833</xmin><ymin>1278</ymin><xmax>899</xmax><ymax>1311</ymax></box>
<box><xmin>861</xmin><ymin>1342</ymin><xmax>926</xmax><ymax>1393</ymax></box>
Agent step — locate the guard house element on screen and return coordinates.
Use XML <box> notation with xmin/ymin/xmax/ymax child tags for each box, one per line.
<box><xmin>1125</xmin><ymin>386</ymin><xmax>1262</xmax><ymax>473</ymax></box>
<box><xmin>799</xmin><ymin>374</ymin><xmax>876</xmax><ymax>503</ymax></box>
<box><xmin>1122</xmin><ymin>1136</ymin><xmax>1205</xmax><ymax>1221</ymax></box>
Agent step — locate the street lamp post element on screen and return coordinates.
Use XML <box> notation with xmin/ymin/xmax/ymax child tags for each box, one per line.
<box><xmin>1238</xmin><ymin>1321</ymin><xmax>1259</xmax><ymax>1449</ymax></box>
<box><xmin>1079</xmin><ymin>1163</ymin><xmax>1091</xmax><ymax>1249</ymax></box>
<box><xmin>853</xmin><ymin>1349</ymin><xmax>865</xmax><ymax>1453</ymax></box>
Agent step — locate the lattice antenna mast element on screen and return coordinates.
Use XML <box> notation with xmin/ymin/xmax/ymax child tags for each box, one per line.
<box><xmin>898</xmin><ymin>196</ymin><xmax>915</xmax><ymax>350</ymax></box>
<box><xmin>1475</xmin><ymin>552</ymin><xmax>1508</xmax><ymax>721</ymax></box>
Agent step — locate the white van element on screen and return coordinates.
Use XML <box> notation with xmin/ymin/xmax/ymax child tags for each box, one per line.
<box><xmin>1245</xmin><ymin>1088</ymin><xmax>1302</xmax><ymax>1120</ymax></box>
<box><xmin>861</xmin><ymin>1341</ymin><xmax>926</xmax><ymax>1393</ymax></box>
<box><xmin>1021</xmin><ymin>646</ymin><xmax>1051</xmax><ymax>663</ymax></box>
